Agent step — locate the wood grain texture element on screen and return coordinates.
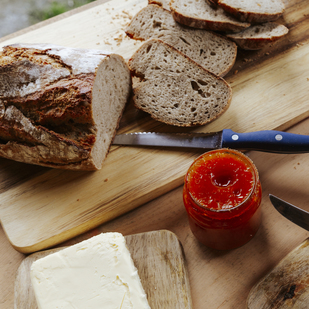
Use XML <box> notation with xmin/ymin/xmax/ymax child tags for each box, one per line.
<box><xmin>3</xmin><ymin>117</ymin><xmax>309</xmax><ymax>309</ymax></box>
<box><xmin>1</xmin><ymin>0</ymin><xmax>309</xmax><ymax>253</ymax></box>
<box><xmin>14</xmin><ymin>230</ymin><xmax>192</xmax><ymax>309</ymax></box>
<box><xmin>247</xmin><ymin>238</ymin><xmax>309</xmax><ymax>308</ymax></box>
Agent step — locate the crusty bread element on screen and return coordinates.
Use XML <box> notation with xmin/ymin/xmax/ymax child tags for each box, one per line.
<box><xmin>128</xmin><ymin>39</ymin><xmax>232</xmax><ymax>127</ymax></box>
<box><xmin>226</xmin><ymin>22</ymin><xmax>289</xmax><ymax>50</ymax></box>
<box><xmin>148</xmin><ymin>0</ymin><xmax>170</xmax><ymax>10</ymax></box>
<box><xmin>205</xmin><ymin>0</ymin><xmax>219</xmax><ymax>8</ymax></box>
<box><xmin>126</xmin><ymin>5</ymin><xmax>237</xmax><ymax>77</ymax></box>
<box><xmin>0</xmin><ymin>44</ymin><xmax>131</xmax><ymax>170</ymax></box>
<box><xmin>218</xmin><ymin>0</ymin><xmax>285</xmax><ymax>23</ymax></box>
<box><xmin>170</xmin><ymin>0</ymin><xmax>250</xmax><ymax>32</ymax></box>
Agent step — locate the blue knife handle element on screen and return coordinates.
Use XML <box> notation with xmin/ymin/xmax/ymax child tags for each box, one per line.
<box><xmin>221</xmin><ymin>129</ymin><xmax>309</xmax><ymax>153</ymax></box>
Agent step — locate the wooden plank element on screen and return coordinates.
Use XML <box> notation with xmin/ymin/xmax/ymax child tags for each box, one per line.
<box><xmin>3</xmin><ymin>117</ymin><xmax>309</xmax><ymax>309</ymax></box>
<box><xmin>247</xmin><ymin>238</ymin><xmax>309</xmax><ymax>308</ymax></box>
<box><xmin>1</xmin><ymin>0</ymin><xmax>309</xmax><ymax>253</ymax></box>
<box><xmin>14</xmin><ymin>230</ymin><xmax>192</xmax><ymax>309</ymax></box>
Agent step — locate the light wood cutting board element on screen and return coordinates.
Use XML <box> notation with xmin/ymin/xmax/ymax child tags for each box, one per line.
<box><xmin>1</xmin><ymin>0</ymin><xmax>309</xmax><ymax>253</ymax></box>
<box><xmin>14</xmin><ymin>230</ymin><xmax>192</xmax><ymax>309</ymax></box>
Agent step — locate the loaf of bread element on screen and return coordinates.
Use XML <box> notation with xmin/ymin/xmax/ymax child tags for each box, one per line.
<box><xmin>128</xmin><ymin>39</ymin><xmax>232</xmax><ymax>127</ymax></box>
<box><xmin>170</xmin><ymin>0</ymin><xmax>250</xmax><ymax>32</ymax></box>
<box><xmin>226</xmin><ymin>22</ymin><xmax>289</xmax><ymax>50</ymax></box>
<box><xmin>0</xmin><ymin>44</ymin><xmax>131</xmax><ymax>170</ymax></box>
<box><xmin>217</xmin><ymin>0</ymin><xmax>285</xmax><ymax>23</ymax></box>
<box><xmin>126</xmin><ymin>4</ymin><xmax>237</xmax><ymax>77</ymax></box>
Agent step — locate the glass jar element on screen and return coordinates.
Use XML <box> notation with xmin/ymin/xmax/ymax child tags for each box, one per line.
<box><xmin>183</xmin><ymin>148</ymin><xmax>262</xmax><ymax>250</ymax></box>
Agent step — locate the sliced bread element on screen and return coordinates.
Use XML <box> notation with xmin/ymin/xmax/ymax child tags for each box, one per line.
<box><xmin>148</xmin><ymin>0</ymin><xmax>170</xmax><ymax>10</ymax></box>
<box><xmin>226</xmin><ymin>22</ymin><xmax>289</xmax><ymax>50</ymax></box>
<box><xmin>170</xmin><ymin>0</ymin><xmax>250</xmax><ymax>33</ymax></box>
<box><xmin>206</xmin><ymin>0</ymin><xmax>219</xmax><ymax>8</ymax></box>
<box><xmin>126</xmin><ymin>4</ymin><xmax>237</xmax><ymax>77</ymax></box>
<box><xmin>218</xmin><ymin>0</ymin><xmax>285</xmax><ymax>23</ymax></box>
<box><xmin>128</xmin><ymin>39</ymin><xmax>232</xmax><ymax>127</ymax></box>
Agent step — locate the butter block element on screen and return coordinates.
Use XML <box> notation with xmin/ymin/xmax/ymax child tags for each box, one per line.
<box><xmin>30</xmin><ymin>232</ymin><xmax>151</xmax><ymax>309</ymax></box>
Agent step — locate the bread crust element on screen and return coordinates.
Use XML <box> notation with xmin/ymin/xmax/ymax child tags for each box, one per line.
<box><xmin>226</xmin><ymin>23</ymin><xmax>289</xmax><ymax>50</ymax></box>
<box><xmin>0</xmin><ymin>44</ymin><xmax>131</xmax><ymax>170</ymax></box>
<box><xmin>171</xmin><ymin>9</ymin><xmax>249</xmax><ymax>32</ymax></box>
<box><xmin>126</xmin><ymin>4</ymin><xmax>237</xmax><ymax>77</ymax></box>
<box><xmin>128</xmin><ymin>39</ymin><xmax>232</xmax><ymax>127</ymax></box>
<box><xmin>170</xmin><ymin>0</ymin><xmax>250</xmax><ymax>32</ymax></box>
<box><xmin>218</xmin><ymin>0</ymin><xmax>285</xmax><ymax>23</ymax></box>
<box><xmin>148</xmin><ymin>0</ymin><xmax>170</xmax><ymax>10</ymax></box>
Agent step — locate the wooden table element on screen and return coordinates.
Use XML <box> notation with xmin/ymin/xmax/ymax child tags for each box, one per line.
<box><xmin>2</xmin><ymin>0</ymin><xmax>309</xmax><ymax>308</ymax></box>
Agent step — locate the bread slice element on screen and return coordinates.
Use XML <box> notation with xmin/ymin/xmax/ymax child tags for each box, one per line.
<box><xmin>0</xmin><ymin>44</ymin><xmax>131</xmax><ymax>170</ymax></box>
<box><xmin>205</xmin><ymin>0</ymin><xmax>219</xmax><ymax>8</ymax></box>
<box><xmin>126</xmin><ymin>5</ymin><xmax>237</xmax><ymax>77</ymax></box>
<box><xmin>226</xmin><ymin>22</ymin><xmax>289</xmax><ymax>50</ymax></box>
<box><xmin>148</xmin><ymin>0</ymin><xmax>170</xmax><ymax>10</ymax></box>
<box><xmin>128</xmin><ymin>39</ymin><xmax>232</xmax><ymax>127</ymax></box>
<box><xmin>218</xmin><ymin>0</ymin><xmax>285</xmax><ymax>23</ymax></box>
<box><xmin>170</xmin><ymin>0</ymin><xmax>250</xmax><ymax>32</ymax></box>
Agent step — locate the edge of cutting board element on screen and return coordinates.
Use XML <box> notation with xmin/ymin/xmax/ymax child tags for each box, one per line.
<box><xmin>1</xmin><ymin>0</ymin><xmax>309</xmax><ymax>253</ymax></box>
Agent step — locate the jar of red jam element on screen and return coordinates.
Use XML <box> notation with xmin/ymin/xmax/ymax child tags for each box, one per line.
<box><xmin>183</xmin><ymin>148</ymin><xmax>262</xmax><ymax>250</ymax></box>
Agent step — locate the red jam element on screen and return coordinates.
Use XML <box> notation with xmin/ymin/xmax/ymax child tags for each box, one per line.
<box><xmin>183</xmin><ymin>148</ymin><xmax>262</xmax><ymax>250</ymax></box>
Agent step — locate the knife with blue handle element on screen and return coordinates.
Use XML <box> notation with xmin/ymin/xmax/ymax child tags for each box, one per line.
<box><xmin>113</xmin><ymin>129</ymin><xmax>309</xmax><ymax>153</ymax></box>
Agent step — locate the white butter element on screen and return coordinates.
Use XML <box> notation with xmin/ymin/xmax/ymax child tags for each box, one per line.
<box><xmin>30</xmin><ymin>232</ymin><xmax>151</xmax><ymax>309</ymax></box>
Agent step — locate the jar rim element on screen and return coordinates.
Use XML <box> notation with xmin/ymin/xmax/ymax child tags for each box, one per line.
<box><xmin>185</xmin><ymin>148</ymin><xmax>259</xmax><ymax>213</ymax></box>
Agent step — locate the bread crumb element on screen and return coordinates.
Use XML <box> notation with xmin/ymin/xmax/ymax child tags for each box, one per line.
<box><xmin>104</xmin><ymin>39</ymin><xmax>112</xmax><ymax>45</ymax></box>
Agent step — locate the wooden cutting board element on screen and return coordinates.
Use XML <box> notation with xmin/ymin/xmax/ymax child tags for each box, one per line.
<box><xmin>1</xmin><ymin>0</ymin><xmax>309</xmax><ymax>253</ymax></box>
<box><xmin>247</xmin><ymin>237</ymin><xmax>309</xmax><ymax>308</ymax></box>
<box><xmin>14</xmin><ymin>230</ymin><xmax>192</xmax><ymax>309</ymax></box>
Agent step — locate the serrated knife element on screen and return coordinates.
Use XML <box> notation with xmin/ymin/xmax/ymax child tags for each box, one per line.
<box><xmin>113</xmin><ymin>129</ymin><xmax>309</xmax><ymax>153</ymax></box>
<box><xmin>269</xmin><ymin>195</ymin><xmax>309</xmax><ymax>231</ymax></box>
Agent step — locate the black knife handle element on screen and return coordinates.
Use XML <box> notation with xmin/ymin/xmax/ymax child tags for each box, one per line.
<box><xmin>221</xmin><ymin>129</ymin><xmax>309</xmax><ymax>153</ymax></box>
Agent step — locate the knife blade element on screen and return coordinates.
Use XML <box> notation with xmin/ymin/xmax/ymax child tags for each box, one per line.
<box><xmin>269</xmin><ymin>194</ymin><xmax>309</xmax><ymax>231</ymax></box>
<box><xmin>113</xmin><ymin>129</ymin><xmax>309</xmax><ymax>153</ymax></box>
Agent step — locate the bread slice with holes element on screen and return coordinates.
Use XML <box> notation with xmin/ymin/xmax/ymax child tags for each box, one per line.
<box><xmin>148</xmin><ymin>0</ymin><xmax>170</xmax><ymax>10</ymax></box>
<box><xmin>0</xmin><ymin>44</ymin><xmax>131</xmax><ymax>170</ymax></box>
<box><xmin>126</xmin><ymin>4</ymin><xmax>237</xmax><ymax>77</ymax></box>
<box><xmin>128</xmin><ymin>39</ymin><xmax>232</xmax><ymax>127</ymax></box>
<box><xmin>170</xmin><ymin>0</ymin><xmax>250</xmax><ymax>32</ymax></box>
<box><xmin>217</xmin><ymin>0</ymin><xmax>285</xmax><ymax>23</ymax></box>
<box><xmin>226</xmin><ymin>22</ymin><xmax>289</xmax><ymax>50</ymax></box>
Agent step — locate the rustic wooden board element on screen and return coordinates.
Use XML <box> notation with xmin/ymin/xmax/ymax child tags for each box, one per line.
<box><xmin>14</xmin><ymin>230</ymin><xmax>192</xmax><ymax>309</ymax></box>
<box><xmin>247</xmin><ymin>237</ymin><xmax>309</xmax><ymax>308</ymax></box>
<box><xmin>1</xmin><ymin>0</ymin><xmax>309</xmax><ymax>253</ymax></box>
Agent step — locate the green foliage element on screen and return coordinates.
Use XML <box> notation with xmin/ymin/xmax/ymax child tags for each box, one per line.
<box><xmin>30</xmin><ymin>0</ymin><xmax>96</xmax><ymax>23</ymax></box>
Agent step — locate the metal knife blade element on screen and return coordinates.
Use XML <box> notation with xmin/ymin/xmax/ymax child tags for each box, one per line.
<box><xmin>113</xmin><ymin>129</ymin><xmax>309</xmax><ymax>153</ymax></box>
<box><xmin>269</xmin><ymin>194</ymin><xmax>309</xmax><ymax>231</ymax></box>
<box><xmin>113</xmin><ymin>131</ymin><xmax>222</xmax><ymax>150</ymax></box>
